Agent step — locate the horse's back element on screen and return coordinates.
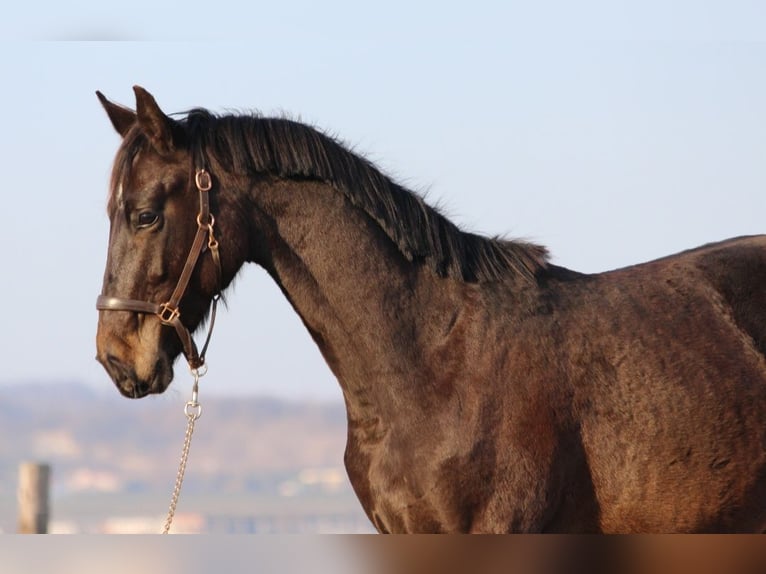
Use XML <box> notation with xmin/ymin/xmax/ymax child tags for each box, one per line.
<box><xmin>692</xmin><ymin>235</ymin><xmax>766</xmax><ymax>360</ymax></box>
<box><xmin>559</xmin><ymin>235</ymin><xmax>766</xmax><ymax>532</ymax></box>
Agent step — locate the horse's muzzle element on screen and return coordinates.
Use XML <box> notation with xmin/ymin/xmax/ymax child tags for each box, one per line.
<box><xmin>97</xmin><ymin>352</ymin><xmax>170</xmax><ymax>398</ymax></box>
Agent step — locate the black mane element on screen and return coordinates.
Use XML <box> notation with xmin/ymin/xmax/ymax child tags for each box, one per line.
<box><xmin>117</xmin><ymin>108</ymin><xmax>550</xmax><ymax>283</ymax></box>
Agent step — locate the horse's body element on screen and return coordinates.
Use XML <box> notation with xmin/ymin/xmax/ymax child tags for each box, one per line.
<box><xmin>95</xmin><ymin>87</ymin><xmax>766</xmax><ymax>533</ymax></box>
<box><xmin>338</xmin><ymin>235</ymin><xmax>766</xmax><ymax>533</ymax></box>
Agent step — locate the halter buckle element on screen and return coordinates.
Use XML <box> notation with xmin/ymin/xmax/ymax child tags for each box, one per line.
<box><xmin>158</xmin><ymin>302</ymin><xmax>181</xmax><ymax>325</ymax></box>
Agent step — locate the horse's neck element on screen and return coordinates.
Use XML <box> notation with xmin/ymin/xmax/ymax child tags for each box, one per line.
<box><xmin>250</xmin><ymin>179</ymin><xmax>460</xmax><ymax>417</ymax></box>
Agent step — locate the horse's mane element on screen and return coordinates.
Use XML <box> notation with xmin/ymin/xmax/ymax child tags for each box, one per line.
<box><xmin>113</xmin><ymin>108</ymin><xmax>549</xmax><ymax>283</ymax></box>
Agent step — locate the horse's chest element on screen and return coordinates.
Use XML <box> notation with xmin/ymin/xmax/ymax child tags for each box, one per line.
<box><xmin>344</xmin><ymin>434</ymin><xmax>460</xmax><ymax>533</ymax></box>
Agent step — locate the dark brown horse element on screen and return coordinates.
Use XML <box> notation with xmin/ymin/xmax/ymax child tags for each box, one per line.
<box><xmin>95</xmin><ymin>86</ymin><xmax>766</xmax><ymax>533</ymax></box>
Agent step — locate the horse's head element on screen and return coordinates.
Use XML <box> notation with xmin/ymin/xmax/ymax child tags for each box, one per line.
<box><xmin>95</xmin><ymin>87</ymin><xmax>223</xmax><ymax>398</ymax></box>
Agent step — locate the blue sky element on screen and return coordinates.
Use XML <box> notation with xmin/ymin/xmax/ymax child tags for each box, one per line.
<box><xmin>0</xmin><ymin>3</ymin><xmax>764</xmax><ymax>399</ymax></box>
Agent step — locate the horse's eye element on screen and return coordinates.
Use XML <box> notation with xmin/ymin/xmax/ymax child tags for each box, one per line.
<box><xmin>137</xmin><ymin>211</ymin><xmax>160</xmax><ymax>228</ymax></box>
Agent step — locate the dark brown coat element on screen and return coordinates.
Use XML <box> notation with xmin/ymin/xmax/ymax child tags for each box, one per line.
<box><xmin>96</xmin><ymin>87</ymin><xmax>766</xmax><ymax>532</ymax></box>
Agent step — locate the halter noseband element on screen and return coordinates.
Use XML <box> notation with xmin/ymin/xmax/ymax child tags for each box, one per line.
<box><xmin>96</xmin><ymin>166</ymin><xmax>222</xmax><ymax>370</ymax></box>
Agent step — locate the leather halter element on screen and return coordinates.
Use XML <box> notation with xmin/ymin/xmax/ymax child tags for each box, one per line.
<box><xmin>96</xmin><ymin>167</ymin><xmax>222</xmax><ymax>370</ymax></box>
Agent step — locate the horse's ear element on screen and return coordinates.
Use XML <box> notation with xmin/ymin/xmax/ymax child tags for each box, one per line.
<box><xmin>97</xmin><ymin>91</ymin><xmax>136</xmax><ymax>137</ymax></box>
<box><xmin>133</xmin><ymin>85</ymin><xmax>178</xmax><ymax>156</ymax></box>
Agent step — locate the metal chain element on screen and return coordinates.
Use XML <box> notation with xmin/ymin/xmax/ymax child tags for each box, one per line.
<box><xmin>162</xmin><ymin>369</ymin><xmax>203</xmax><ymax>534</ymax></box>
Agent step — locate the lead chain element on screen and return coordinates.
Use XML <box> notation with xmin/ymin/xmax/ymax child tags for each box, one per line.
<box><xmin>162</xmin><ymin>369</ymin><xmax>203</xmax><ymax>534</ymax></box>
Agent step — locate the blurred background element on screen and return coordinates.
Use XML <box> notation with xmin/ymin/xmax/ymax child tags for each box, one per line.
<box><xmin>0</xmin><ymin>1</ymin><xmax>764</xmax><ymax>534</ymax></box>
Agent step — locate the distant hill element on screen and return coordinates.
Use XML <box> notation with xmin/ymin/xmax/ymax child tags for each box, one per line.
<box><xmin>0</xmin><ymin>381</ymin><xmax>350</xmax><ymax>498</ymax></box>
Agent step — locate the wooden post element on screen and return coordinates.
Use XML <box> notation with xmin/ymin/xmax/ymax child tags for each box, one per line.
<box><xmin>17</xmin><ymin>462</ymin><xmax>50</xmax><ymax>534</ymax></box>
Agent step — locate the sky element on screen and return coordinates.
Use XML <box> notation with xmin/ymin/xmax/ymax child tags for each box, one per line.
<box><xmin>0</xmin><ymin>2</ymin><xmax>764</xmax><ymax>401</ymax></box>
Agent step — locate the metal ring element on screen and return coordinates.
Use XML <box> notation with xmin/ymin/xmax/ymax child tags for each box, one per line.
<box><xmin>184</xmin><ymin>401</ymin><xmax>202</xmax><ymax>420</ymax></box>
<box><xmin>191</xmin><ymin>364</ymin><xmax>208</xmax><ymax>378</ymax></box>
<box><xmin>197</xmin><ymin>213</ymin><xmax>215</xmax><ymax>229</ymax></box>
<box><xmin>195</xmin><ymin>170</ymin><xmax>212</xmax><ymax>192</ymax></box>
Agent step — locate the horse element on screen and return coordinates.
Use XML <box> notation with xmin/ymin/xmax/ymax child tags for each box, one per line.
<box><xmin>95</xmin><ymin>86</ymin><xmax>766</xmax><ymax>533</ymax></box>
